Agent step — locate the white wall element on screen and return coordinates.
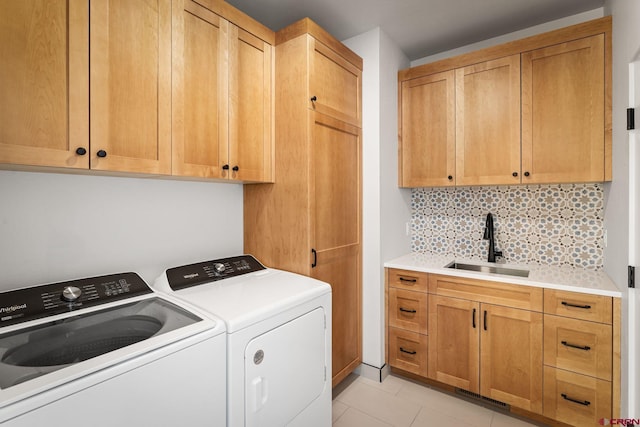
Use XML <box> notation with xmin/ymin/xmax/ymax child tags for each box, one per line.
<box><xmin>343</xmin><ymin>28</ymin><xmax>411</xmax><ymax>373</ymax></box>
<box><xmin>0</xmin><ymin>170</ymin><xmax>243</xmax><ymax>290</ymax></box>
<box><xmin>604</xmin><ymin>0</ymin><xmax>640</xmax><ymax>417</ymax></box>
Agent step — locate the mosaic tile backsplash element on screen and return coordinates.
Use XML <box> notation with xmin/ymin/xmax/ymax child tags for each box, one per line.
<box><xmin>411</xmin><ymin>184</ymin><xmax>604</xmax><ymax>270</ymax></box>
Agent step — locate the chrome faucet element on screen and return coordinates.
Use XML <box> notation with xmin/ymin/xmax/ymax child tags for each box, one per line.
<box><xmin>483</xmin><ymin>213</ymin><xmax>503</xmax><ymax>263</ymax></box>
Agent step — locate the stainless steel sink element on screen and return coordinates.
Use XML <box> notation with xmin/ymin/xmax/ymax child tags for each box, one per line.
<box><xmin>446</xmin><ymin>262</ymin><xmax>529</xmax><ymax>278</ymax></box>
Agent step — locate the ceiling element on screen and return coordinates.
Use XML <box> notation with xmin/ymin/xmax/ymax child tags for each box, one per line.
<box><xmin>224</xmin><ymin>0</ymin><xmax>604</xmax><ymax>60</ymax></box>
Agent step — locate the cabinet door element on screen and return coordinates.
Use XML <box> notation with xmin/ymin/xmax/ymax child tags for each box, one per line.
<box><xmin>0</xmin><ymin>0</ymin><xmax>88</xmax><ymax>169</ymax></box>
<box><xmin>172</xmin><ymin>0</ymin><xmax>228</xmax><ymax>178</ymax></box>
<box><xmin>399</xmin><ymin>71</ymin><xmax>455</xmax><ymax>187</ymax></box>
<box><xmin>310</xmin><ymin>111</ymin><xmax>361</xmax><ymax>386</ymax></box>
<box><xmin>90</xmin><ymin>0</ymin><xmax>171</xmax><ymax>174</ymax></box>
<box><xmin>522</xmin><ymin>35</ymin><xmax>605</xmax><ymax>183</ymax></box>
<box><xmin>480</xmin><ymin>304</ymin><xmax>543</xmax><ymax>414</ymax></box>
<box><xmin>309</xmin><ymin>38</ymin><xmax>361</xmax><ymax>127</ymax></box>
<box><xmin>456</xmin><ymin>55</ymin><xmax>521</xmax><ymax>185</ymax></box>
<box><xmin>428</xmin><ymin>295</ymin><xmax>479</xmax><ymax>393</ymax></box>
<box><xmin>229</xmin><ymin>25</ymin><xmax>274</xmax><ymax>182</ymax></box>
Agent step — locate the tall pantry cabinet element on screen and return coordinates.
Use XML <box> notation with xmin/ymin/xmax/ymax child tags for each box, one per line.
<box><xmin>244</xmin><ymin>18</ymin><xmax>363</xmax><ymax>387</ymax></box>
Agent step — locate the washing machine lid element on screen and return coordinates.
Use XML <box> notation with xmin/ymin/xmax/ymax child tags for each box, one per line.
<box><xmin>155</xmin><ymin>256</ymin><xmax>331</xmax><ymax>333</ymax></box>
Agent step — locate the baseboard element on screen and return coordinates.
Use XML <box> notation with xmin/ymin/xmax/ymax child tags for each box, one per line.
<box><xmin>355</xmin><ymin>363</ymin><xmax>391</xmax><ymax>383</ymax></box>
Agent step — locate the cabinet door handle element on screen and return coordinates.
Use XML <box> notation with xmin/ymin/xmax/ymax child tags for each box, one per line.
<box><xmin>96</xmin><ymin>149</ymin><xmax>107</xmax><ymax>158</ymax></box>
<box><xmin>399</xmin><ymin>277</ymin><xmax>417</xmax><ymax>283</ymax></box>
<box><xmin>512</xmin><ymin>171</ymin><xmax>518</xmax><ymax>177</ymax></box>
<box><xmin>75</xmin><ymin>147</ymin><xmax>87</xmax><ymax>156</ymax></box>
<box><xmin>399</xmin><ymin>347</ymin><xmax>417</xmax><ymax>355</ymax></box>
<box><xmin>399</xmin><ymin>307</ymin><xmax>417</xmax><ymax>314</ymax></box>
<box><xmin>232</xmin><ymin>165</ymin><xmax>239</xmax><ymax>172</ymax></box>
<box><xmin>561</xmin><ymin>394</ymin><xmax>591</xmax><ymax>406</ymax></box>
<box><xmin>472</xmin><ymin>308</ymin><xmax>476</xmax><ymax>328</ymax></box>
<box><xmin>447</xmin><ymin>175</ymin><xmax>453</xmax><ymax>181</ymax></box>
<box><xmin>311</xmin><ymin>248</ymin><xmax>317</xmax><ymax>268</ymax></box>
<box><xmin>310</xmin><ymin>95</ymin><xmax>317</xmax><ymax>102</ymax></box>
<box><xmin>561</xmin><ymin>341</ymin><xmax>591</xmax><ymax>351</ymax></box>
<box><xmin>524</xmin><ymin>171</ymin><xmax>530</xmax><ymax>177</ymax></box>
<box><xmin>222</xmin><ymin>164</ymin><xmax>230</xmax><ymax>170</ymax></box>
<box><xmin>483</xmin><ymin>310</ymin><xmax>487</xmax><ymax>331</ymax></box>
<box><xmin>561</xmin><ymin>301</ymin><xmax>592</xmax><ymax>309</ymax></box>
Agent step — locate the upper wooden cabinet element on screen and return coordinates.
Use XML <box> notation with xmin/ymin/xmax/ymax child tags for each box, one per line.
<box><xmin>309</xmin><ymin>39</ymin><xmax>361</xmax><ymax>126</ymax></box>
<box><xmin>398</xmin><ymin>17</ymin><xmax>612</xmax><ymax>187</ymax></box>
<box><xmin>0</xmin><ymin>0</ymin><xmax>88</xmax><ymax>169</ymax></box>
<box><xmin>399</xmin><ymin>70</ymin><xmax>455</xmax><ymax>187</ymax></box>
<box><xmin>456</xmin><ymin>55</ymin><xmax>521</xmax><ymax>186</ymax></box>
<box><xmin>522</xmin><ymin>35</ymin><xmax>605</xmax><ymax>183</ymax></box>
<box><xmin>245</xmin><ymin>19</ymin><xmax>362</xmax><ymax>387</ymax></box>
<box><xmin>90</xmin><ymin>0</ymin><xmax>172</xmax><ymax>174</ymax></box>
<box><xmin>1</xmin><ymin>0</ymin><xmax>173</xmax><ymax>175</ymax></box>
<box><xmin>172</xmin><ymin>0</ymin><xmax>274</xmax><ymax>182</ymax></box>
<box><xmin>1</xmin><ymin>0</ymin><xmax>273</xmax><ymax>181</ymax></box>
<box><xmin>277</xmin><ymin>19</ymin><xmax>362</xmax><ymax>128</ymax></box>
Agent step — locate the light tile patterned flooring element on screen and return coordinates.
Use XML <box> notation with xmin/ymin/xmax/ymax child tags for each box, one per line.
<box><xmin>332</xmin><ymin>374</ymin><xmax>544</xmax><ymax>427</ymax></box>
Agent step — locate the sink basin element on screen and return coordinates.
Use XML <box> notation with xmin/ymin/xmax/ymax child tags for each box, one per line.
<box><xmin>446</xmin><ymin>262</ymin><xmax>529</xmax><ymax>278</ymax></box>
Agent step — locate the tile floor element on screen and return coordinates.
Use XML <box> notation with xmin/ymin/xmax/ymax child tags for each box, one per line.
<box><xmin>332</xmin><ymin>374</ymin><xmax>545</xmax><ymax>427</ymax></box>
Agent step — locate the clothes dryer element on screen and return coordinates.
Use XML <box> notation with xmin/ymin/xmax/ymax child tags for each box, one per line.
<box><xmin>153</xmin><ymin>255</ymin><xmax>332</xmax><ymax>427</ymax></box>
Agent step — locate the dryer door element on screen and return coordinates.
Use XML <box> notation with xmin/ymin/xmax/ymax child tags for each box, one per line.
<box><xmin>245</xmin><ymin>307</ymin><xmax>327</xmax><ymax>426</ymax></box>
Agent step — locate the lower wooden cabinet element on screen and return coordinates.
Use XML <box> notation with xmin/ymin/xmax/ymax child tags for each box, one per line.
<box><xmin>428</xmin><ymin>294</ymin><xmax>479</xmax><ymax>392</ymax></box>
<box><xmin>544</xmin><ymin>314</ymin><xmax>612</xmax><ymax>380</ymax></box>
<box><xmin>386</xmin><ymin>268</ymin><xmax>620</xmax><ymax>426</ymax></box>
<box><xmin>389</xmin><ymin>288</ymin><xmax>427</xmax><ymax>334</ymax></box>
<box><xmin>388</xmin><ymin>327</ymin><xmax>428</xmax><ymax>377</ymax></box>
<box><xmin>543</xmin><ymin>366</ymin><xmax>612</xmax><ymax>426</ymax></box>
<box><xmin>480</xmin><ymin>304</ymin><xmax>543</xmax><ymax>414</ymax></box>
<box><xmin>428</xmin><ymin>294</ymin><xmax>543</xmax><ymax>413</ymax></box>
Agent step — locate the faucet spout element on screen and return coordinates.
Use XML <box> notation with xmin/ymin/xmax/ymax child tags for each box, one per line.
<box><xmin>483</xmin><ymin>213</ymin><xmax>503</xmax><ymax>263</ymax></box>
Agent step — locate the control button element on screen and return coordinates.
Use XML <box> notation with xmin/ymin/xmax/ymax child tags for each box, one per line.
<box><xmin>61</xmin><ymin>286</ymin><xmax>82</xmax><ymax>302</ymax></box>
<box><xmin>214</xmin><ymin>263</ymin><xmax>226</xmax><ymax>273</ymax></box>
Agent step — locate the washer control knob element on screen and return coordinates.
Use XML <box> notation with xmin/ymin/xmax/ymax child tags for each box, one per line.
<box><xmin>61</xmin><ymin>286</ymin><xmax>82</xmax><ymax>302</ymax></box>
<box><xmin>214</xmin><ymin>263</ymin><xmax>226</xmax><ymax>273</ymax></box>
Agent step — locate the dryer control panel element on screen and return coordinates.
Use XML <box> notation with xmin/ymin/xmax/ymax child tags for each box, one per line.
<box><xmin>166</xmin><ymin>255</ymin><xmax>267</xmax><ymax>291</ymax></box>
<box><xmin>0</xmin><ymin>273</ymin><xmax>152</xmax><ymax>327</ymax></box>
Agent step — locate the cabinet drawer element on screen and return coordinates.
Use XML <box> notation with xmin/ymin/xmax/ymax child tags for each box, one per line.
<box><xmin>387</xmin><ymin>269</ymin><xmax>428</xmax><ymax>292</ymax></box>
<box><xmin>544</xmin><ymin>315</ymin><xmax>612</xmax><ymax>380</ymax></box>
<box><xmin>389</xmin><ymin>288</ymin><xmax>427</xmax><ymax>334</ymax></box>
<box><xmin>544</xmin><ymin>290</ymin><xmax>612</xmax><ymax>324</ymax></box>
<box><xmin>388</xmin><ymin>327</ymin><xmax>428</xmax><ymax>377</ymax></box>
<box><xmin>429</xmin><ymin>274</ymin><xmax>543</xmax><ymax>311</ymax></box>
<box><xmin>543</xmin><ymin>366</ymin><xmax>611</xmax><ymax>426</ymax></box>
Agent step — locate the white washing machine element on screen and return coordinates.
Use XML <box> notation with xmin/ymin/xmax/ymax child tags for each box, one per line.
<box><xmin>0</xmin><ymin>272</ymin><xmax>226</xmax><ymax>426</ymax></box>
<box><xmin>153</xmin><ymin>255</ymin><xmax>332</xmax><ymax>427</ymax></box>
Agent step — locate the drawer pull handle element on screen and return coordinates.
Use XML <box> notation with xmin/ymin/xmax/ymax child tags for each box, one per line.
<box><xmin>561</xmin><ymin>394</ymin><xmax>591</xmax><ymax>406</ymax></box>
<box><xmin>399</xmin><ymin>307</ymin><xmax>417</xmax><ymax>313</ymax></box>
<box><xmin>561</xmin><ymin>301</ymin><xmax>592</xmax><ymax>309</ymax></box>
<box><xmin>399</xmin><ymin>277</ymin><xmax>417</xmax><ymax>283</ymax></box>
<box><xmin>561</xmin><ymin>341</ymin><xmax>591</xmax><ymax>351</ymax></box>
<box><xmin>399</xmin><ymin>347</ymin><xmax>417</xmax><ymax>355</ymax></box>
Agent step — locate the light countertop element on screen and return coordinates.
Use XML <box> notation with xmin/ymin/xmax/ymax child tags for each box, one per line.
<box><xmin>384</xmin><ymin>253</ymin><xmax>622</xmax><ymax>298</ymax></box>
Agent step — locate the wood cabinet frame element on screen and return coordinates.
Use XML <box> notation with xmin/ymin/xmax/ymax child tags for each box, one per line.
<box><xmin>398</xmin><ymin>16</ymin><xmax>612</xmax><ymax>186</ymax></box>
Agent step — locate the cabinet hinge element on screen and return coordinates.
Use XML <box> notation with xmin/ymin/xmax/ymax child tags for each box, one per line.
<box><xmin>630</xmin><ymin>265</ymin><xmax>636</xmax><ymax>288</ymax></box>
<box><xmin>628</xmin><ymin>108</ymin><xmax>635</xmax><ymax>130</ymax></box>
